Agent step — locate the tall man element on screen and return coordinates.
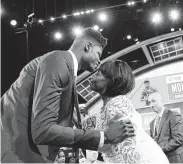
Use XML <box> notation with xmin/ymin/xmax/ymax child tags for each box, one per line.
<box><xmin>1</xmin><ymin>27</ymin><xmax>135</xmax><ymax>163</ymax></box>
<box><xmin>149</xmin><ymin>92</ymin><xmax>183</xmax><ymax>163</ymax></box>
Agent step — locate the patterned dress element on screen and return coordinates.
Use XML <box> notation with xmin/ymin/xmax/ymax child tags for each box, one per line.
<box><xmin>82</xmin><ymin>95</ymin><xmax>169</xmax><ymax>164</ymax></box>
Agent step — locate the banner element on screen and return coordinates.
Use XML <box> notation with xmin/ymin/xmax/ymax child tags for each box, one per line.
<box><xmin>166</xmin><ymin>73</ymin><xmax>183</xmax><ymax>100</ymax></box>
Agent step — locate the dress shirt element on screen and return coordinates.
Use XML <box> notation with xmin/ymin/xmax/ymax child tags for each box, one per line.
<box><xmin>68</xmin><ymin>50</ymin><xmax>104</xmax><ymax>148</ymax></box>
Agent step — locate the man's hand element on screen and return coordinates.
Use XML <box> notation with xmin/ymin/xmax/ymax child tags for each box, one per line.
<box><xmin>104</xmin><ymin>118</ymin><xmax>135</xmax><ymax>144</ymax></box>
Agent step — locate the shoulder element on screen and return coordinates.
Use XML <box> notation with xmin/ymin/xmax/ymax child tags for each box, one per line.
<box><xmin>167</xmin><ymin>109</ymin><xmax>181</xmax><ymax>116</ymax></box>
<box><xmin>105</xmin><ymin>95</ymin><xmax>135</xmax><ymax>118</ymax></box>
<box><xmin>106</xmin><ymin>95</ymin><xmax>134</xmax><ymax>109</ymax></box>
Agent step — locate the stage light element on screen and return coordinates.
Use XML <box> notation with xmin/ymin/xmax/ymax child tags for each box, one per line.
<box><xmin>62</xmin><ymin>14</ymin><xmax>67</xmax><ymax>19</ymax></box>
<box><xmin>50</xmin><ymin>17</ymin><xmax>55</xmax><ymax>21</ymax></box>
<box><xmin>72</xmin><ymin>26</ymin><xmax>83</xmax><ymax>36</ymax></box>
<box><xmin>151</xmin><ymin>12</ymin><xmax>162</xmax><ymax>24</ymax></box>
<box><xmin>131</xmin><ymin>1</ymin><xmax>135</xmax><ymax>5</ymax></box>
<box><xmin>74</xmin><ymin>12</ymin><xmax>80</xmax><ymax>16</ymax></box>
<box><xmin>98</xmin><ymin>12</ymin><xmax>107</xmax><ymax>22</ymax></box>
<box><xmin>86</xmin><ymin>10</ymin><xmax>91</xmax><ymax>14</ymax></box>
<box><xmin>127</xmin><ymin>35</ymin><xmax>132</xmax><ymax>40</ymax></box>
<box><xmin>171</xmin><ymin>28</ymin><xmax>175</xmax><ymax>32</ymax></box>
<box><xmin>93</xmin><ymin>25</ymin><xmax>99</xmax><ymax>31</ymax></box>
<box><xmin>99</xmin><ymin>29</ymin><xmax>103</xmax><ymax>32</ymax></box>
<box><xmin>169</xmin><ymin>9</ymin><xmax>180</xmax><ymax>21</ymax></box>
<box><xmin>128</xmin><ymin>1</ymin><xmax>135</xmax><ymax>6</ymax></box>
<box><xmin>134</xmin><ymin>37</ymin><xmax>139</xmax><ymax>42</ymax></box>
<box><xmin>179</xmin><ymin>28</ymin><xmax>182</xmax><ymax>31</ymax></box>
<box><xmin>81</xmin><ymin>11</ymin><xmax>84</xmax><ymax>15</ymax></box>
<box><xmin>38</xmin><ymin>19</ymin><xmax>43</xmax><ymax>23</ymax></box>
<box><xmin>91</xmin><ymin>9</ymin><xmax>94</xmax><ymax>12</ymax></box>
<box><xmin>143</xmin><ymin>0</ymin><xmax>147</xmax><ymax>2</ymax></box>
<box><xmin>10</xmin><ymin>20</ymin><xmax>17</xmax><ymax>26</ymax></box>
<box><xmin>54</xmin><ymin>32</ymin><xmax>62</xmax><ymax>40</ymax></box>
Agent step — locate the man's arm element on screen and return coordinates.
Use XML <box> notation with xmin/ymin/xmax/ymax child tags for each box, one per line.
<box><xmin>31</xmin><ymin>51</ymin><xmax>101</xmax><ymax>150</ymax></box>
<box><xmin>159</xmin><ymin>111</ymin><xmax>183</xmax><ymax>153</ymax></box>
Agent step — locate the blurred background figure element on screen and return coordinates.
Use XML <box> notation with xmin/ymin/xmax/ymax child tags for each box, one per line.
<box><xmin>149</xmin><ymin>92</ymin><xmax>183</xmax><ymax>163</ymax></box>
<box><xmin>141</xmin><ymin>79</ymin><xmax>157</xmax><ymax>106</ymax></box>
<box><xmin>54</xmin><ymin>149</ymin><xmax>66</xmax><ymax>164</ymax></box>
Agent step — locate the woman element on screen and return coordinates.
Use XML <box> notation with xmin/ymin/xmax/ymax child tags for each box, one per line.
<box><xmin>82</xmin><ymin>60</ymin><xmax>169</xmax><ymax>164</ymax></box>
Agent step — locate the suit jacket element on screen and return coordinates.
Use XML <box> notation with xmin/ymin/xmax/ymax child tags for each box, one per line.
<box><xmin>1</xmin><ymin>51</ymin><xmax>101</xmax><ymax>163</ymax></box>
<box><xmin>150</xmin><ymin>108</ymin><xmax>183</xmax><ymax>162</ymax></box>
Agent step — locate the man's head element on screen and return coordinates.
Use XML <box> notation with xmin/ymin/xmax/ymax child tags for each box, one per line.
<box><xmin>148</xmin><ymin>92</ymin><xmax>164</xmax><ymax>113</ymax></box>
<box><xmin>144</xmin><ymin>79</ymin><xmax>150</xmax><ymax>89</ymax></box>
<box><xmin>70</xmin><ymin>27</ymin><xmax>107</xmax><ymax>72</ymax></box>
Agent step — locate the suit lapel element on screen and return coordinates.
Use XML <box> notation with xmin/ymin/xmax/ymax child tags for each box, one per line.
<box><xmin>157</xmin><ymin>109</ymin><xmax>169</xmax><ymax>139</ymax></box>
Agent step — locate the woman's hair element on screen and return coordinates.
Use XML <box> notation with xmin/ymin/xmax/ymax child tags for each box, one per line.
<box><xmin>99</xmin><ymin>60</ymin><xmax>135</xmax><ymax>97</ymax></box>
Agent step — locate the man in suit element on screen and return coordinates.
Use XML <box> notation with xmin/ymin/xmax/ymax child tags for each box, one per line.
<box><xmin>149</xmin><ymin>92</ymin><xmax>183</xmax><ymax>163</ymax></box>
<box><xmin>1</xmin><ymin>27</ymin><xmax>135</xmax><ymax>163</ymax></box>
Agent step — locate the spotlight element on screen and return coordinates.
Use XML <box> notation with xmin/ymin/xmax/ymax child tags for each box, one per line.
<box><xmin>171</xmin><ymin>28</ymin><xmax>175</xmax><ymax>32</ymax></box>
<box><xmin>93</xmin><ymin>25</ymin><xmax>99</xmax><ymax>31</ymax></box>
<box><xmin>143</xmin><ymin>0</ymin><xmax>147</xmax><ymax>2</ymax></box>
<box><xmin>99</xmin><ymin>29</ymin><xmax>103</xmax><ymax>32</ymax></box>
<box><xmin>151</xmin><ymin>12</ymin><xmax>162</xmax><ymax>24</ymax></box>
<box><xmin>128</xmin><ymin>1</ymin><xmax>135</xmax><ymax>6</ymax></box>
<box><xmin>131</xmin><ymin>1</ymin><xmax>135</xmax><ymax>5</ymax></box>
<box><xmin>169</xmin><ymin>9</ymin><xmax>180</xmax><ymax>21</ymax></box>
<box><xmin>10</xmin><ymin>20</ymin><xmax>17</xmax><ymax>26</ymax></box>
<box><xmin>134</xmin><ymin>37</ymin><xmax>139</xmax><ymax>42</ymax></box>
<box><xmin>54</xmin><ymin>32</ymin><xmax>62</xmax><ymax>40</ymax></box>
<box><xmin>127</xmin><ymin>35</ymin><xmax>132</xmax><ymax>40</ymax></box>
<box><xmin>98</xmin><ymin>12</ymin><xmax>107</xmax><ymax>22</ymax></box>
<box><xmin>86</xmin><ymin>10</ymin><xmax>91</xmax><ymax>14</ymax></box>
<box><xmin>72</xmin><ymin>26</ymin><xmax>83</xmax><ymax>36</ymax></box>
<box><xmin>179</xmin><ymin>28</ymin><xmax>182</xmax><ymax>31</ymax></box>
<box><xmin>62</xmin><ymin>14</ymin><xmax>67</xmax><ymax>19</ymax></box>
<box><xmin>50</xmin><ymin>17</ymin><xmax>55</xmax><ymax>21</ymax></box>
<box><xmin>81</xmin><ymin>11</ymin><xmax>85</xmax><ymax>15</ymax></box>
<box><xmin>38</xmin><ymin>19</ymin><xmax>43</xmax><ymax>23</ymax></box>
<box><xmin>91</xmin><ymin>9</ymin><xmax>94</xmax><ymax>12</ymax></box>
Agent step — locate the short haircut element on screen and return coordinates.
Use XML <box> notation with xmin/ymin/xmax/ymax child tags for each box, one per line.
<box><xmin>99</xmin><ymin>60</ymin><xmax>135</xmax><ymax>97</ymax></box>
<box><xmin>76</xmin><ymin>27</ymin><xmax>108</xmax><ymax>49</ymax></box>
<box><xmin>144</xmin><ymin>79</ymin><xmax>149</xmax><ymax>84</ymax></box>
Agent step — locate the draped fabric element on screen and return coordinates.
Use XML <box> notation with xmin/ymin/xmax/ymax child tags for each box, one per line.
<box><xmin>82</xmin><ymin>95</ymin><xmax>169</xmax><ymax>164</ymax></box>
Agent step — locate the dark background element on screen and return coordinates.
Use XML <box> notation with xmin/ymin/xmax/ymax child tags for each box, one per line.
<box><xmin>1</xmin><ymin>0</ymin><xmax>183</xmax><ymax>95</ymax></box>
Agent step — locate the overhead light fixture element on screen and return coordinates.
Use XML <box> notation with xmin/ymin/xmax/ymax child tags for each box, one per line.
<box><xmin>169</xmin><ymin>9</ymin><xmax>180</xmax><ymax>21</ymax></box>
<box><xmin>151</xmin><ymin>12</ymin><xmax>163</xmax><ymax>24</ymax></box>
<box><xmin>127</xmin><ymin>35</ymin><xmax>132</xmax><ymax>40</ymax></box>
<box><xmin>10</xmin><ymin>20</ymin><xmax>17</xmax><ymax>26</ymax></box>
<box><xmin>93</xmin><ymin>25</ymin><xmax>99</xmax><ymax>31</ymax></box>
<box><xmin>54</xmin><ymin>32</ymin><xmax>62</xmax><ymax>40</ymax></box>
<box><xmin>72</xmin><ymin>26</ymin><xmax>83</xmax><ymax>36</ymax></box>
<box><xmin>171</xmin><ymin>28</ymin><xmax>175</xmax><ymax>32</ymax></box>
<box><xmin>62</xmin><ymin>14</ymin><xmax>67</xmax><ymax>19</ymax></box>
<box><xmin>98</xmin><ymin>12</ymin><xmax>108</xmax><ymax>22</ymax></box>
<box><xmin>50</xmin><ymin>17</ymin><xmax>55</xmax><ymax>21</ymax></box>
<box><xmin>38</xmin><ymin>19</ymin><xmax>43</xmax><ymax>23</ymax></box>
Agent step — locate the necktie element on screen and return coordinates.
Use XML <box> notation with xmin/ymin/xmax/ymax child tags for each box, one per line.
<box><xmin>154</xmin><ymin>116</ymin><xmax>161</xmax><ymax>137</ymax></box>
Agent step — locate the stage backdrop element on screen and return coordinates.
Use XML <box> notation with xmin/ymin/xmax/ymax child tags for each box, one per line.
<box><xmin>128</xmin><ymin>72</ymin><xmax>183</xmax><ymax>133</ymax></box>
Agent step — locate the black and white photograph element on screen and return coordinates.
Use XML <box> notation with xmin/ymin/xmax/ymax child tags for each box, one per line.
<box><xmin>1</xmin><ymin>0</ymin><xmax>183</xmax><ymax>163</ymax></box>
